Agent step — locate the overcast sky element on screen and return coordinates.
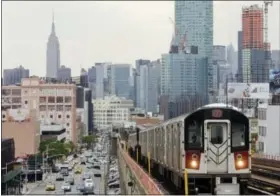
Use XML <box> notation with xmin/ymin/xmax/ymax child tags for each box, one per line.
<box><xmin>2</xmin><ymin>1</ymin><xmax>280</xmax><ymax>77</ymax></box>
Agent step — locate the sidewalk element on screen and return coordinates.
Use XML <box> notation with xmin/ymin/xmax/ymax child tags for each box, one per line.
<box><xmin>21</xmin><ymin>173</ymin><xmax>50</xmax><ymax>195</ymax></box>
<box><xmin>21</xmin><ymin>182</ymin><xmax>39</xmax><ymax>195</ymax></box>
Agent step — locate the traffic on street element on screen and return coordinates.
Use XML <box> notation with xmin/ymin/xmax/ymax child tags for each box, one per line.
<box><xmin>27</xmin><ymin>132</ymin><xmax>114</xmax><ymax>195</ymax></box>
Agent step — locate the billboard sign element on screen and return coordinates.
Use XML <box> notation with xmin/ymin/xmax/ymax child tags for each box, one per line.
<box><xmin>227</xmin><ymin>83</ymin><xmax>269</xmax><ymax>99</ymax></box>
<box><xmin>269</xmin><ymin>69</ymin><xmax>280</xmax><ymax>95</ymax></box>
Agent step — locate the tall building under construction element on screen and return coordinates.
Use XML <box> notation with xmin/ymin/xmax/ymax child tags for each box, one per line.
<box><xmin>240</xmin><ymin>4</ymin><xmax>269</xmax><ymax>83</ymax></box>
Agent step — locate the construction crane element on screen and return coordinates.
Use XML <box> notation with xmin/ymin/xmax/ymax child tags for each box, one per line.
<box><xmin>168</xmin><ymin>17</ymin><xmax>188</xmax><ymax>53</ymax></box>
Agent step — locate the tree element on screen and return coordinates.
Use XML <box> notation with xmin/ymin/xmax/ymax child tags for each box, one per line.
<box><xmin>38</xmin><ymin>140</ymin><xmax>69</xmax><ymax>158</ymax></box>
<box><xmin>81</xmin><ymin>135</ymin><xmax>97</xmax><ymax>149</ymax></box>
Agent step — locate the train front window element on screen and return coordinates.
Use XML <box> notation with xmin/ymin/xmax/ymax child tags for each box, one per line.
<box><xmin>232</xmin><ymin>123</ymin><xmax>246</xmax><ymax>147</ymax></box>
<box><xmin>210</xmin><ymin>125</ymin><xmax>224</xmax><ymax>145</ymax></box>
<box><xmin>187</xmin><ymin>120</ymin><xmax>202</xmax><ymax>149</ymax></box>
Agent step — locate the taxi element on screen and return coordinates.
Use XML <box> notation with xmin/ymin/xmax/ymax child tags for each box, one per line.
<box><xmin>75</xmin><ymin>167</ymin><xmax>82</xmax><ymax>174</ymax></box>
<box><xmin>45</xmin><ymin>182</ymin><xmax>56</xmax><ymax>191</ymax></box>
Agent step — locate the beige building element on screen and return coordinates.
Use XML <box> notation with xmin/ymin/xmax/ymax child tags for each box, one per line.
<box><xmin>93</xmin><ymin>95</ymin><xmax>134</xmax><ymax>129</ymax></box>
<box><xmin>2</xmin><ymin>109</ymin><xmax>40</xmax><ymax>157</ymax></box>
<box><xmin>2</xmin><ymin>77</ymin><xmax>77</xmax><ymax>143</ymax></box>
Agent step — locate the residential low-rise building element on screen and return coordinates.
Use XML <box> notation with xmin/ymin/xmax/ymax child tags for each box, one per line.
<box><xmin>2</xmin><ymin>77</ymin><xmax>77</xmax><ymax>143</ymax></box>
<box><xmin>2</xmin><ymin>109</ymin><xmax>40</xmax><ymax>157</ymax></box>
<box><xmin>93</xmin><ymin>95</ymin><xmax>134</xmax><ymax>129</ymax></box>
<box><xmin>258</xmin><ymin>102</ymin><xmax>280</xmax><ymax>155</ymax></box>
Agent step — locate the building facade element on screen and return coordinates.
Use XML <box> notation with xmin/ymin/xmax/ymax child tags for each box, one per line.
<box><xmin>3</xmin><ymin>65</ymin><xmax>29</xmax><ymax>85</ymax></box>
<box><xmin>241</xmin><ymin>5</ymin><xmax>269</xmax><ymax>83</ymax></box>
<box><xmin>93</xmin><ymin>96</ymin><xmax>133</xmax><ymax>129</ymax></box>
<box><xmin>175</xmin><ymin>1</ymin><xmax>213</xmax><ymax>93</ymax></box>
<box><xmin>2</xmin><ymin>77</ymin><xmax>77</xmax><ymax>143</ymax></box>
<box><xmin>258</xmin><ymin>103</ymin><xmax>280</xmax><ymax>155</ymax></box>
<box><xmin>46</xmin><ymin>14</ymin><xmax>60</xmax><ymax>78</ymax></box>
<box><xmin>57</xmin><ymin>65</ymin><xmax>71</xmax><ymax>82</ymax></box>
<box><xmin>2</xmin><ymin>109</ymin><xmax>40</xmax><ymax>157</ymax></box>
<box><xmin>242</xmin><ymin>5</ymin><xmax>264</xmax><ymax>49</ymax></box>
<box><xmin>139</xmin><ymin>60</ymin><xmax>161</xmax><ymax>113</ymax></box>
<box><xmin>109</xmin><ymin>64</ymin><xmax>131</xmax><ymax>99</ymax></box>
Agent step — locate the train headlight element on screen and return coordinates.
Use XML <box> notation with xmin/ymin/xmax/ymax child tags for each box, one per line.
<box><xmin>190</xmin><ymin>160</ymin><xmax>198</xmax><ymax>168</ymax></box>
<box><xmin>234</xmin><ymin>152</ymin><xmax>249</xmax><ymax>170</ymax></box>
<box><xmin>236</xmin><ymin>160</ymin><xmax>244</xmax><ymax>167</ymax></box>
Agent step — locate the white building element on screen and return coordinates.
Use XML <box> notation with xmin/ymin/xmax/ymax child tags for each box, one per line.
<box><xmin>93</xmin><ymin>95</ymin><xmax>134</xmax><ymax>129</ymax></box>
<box><xmin>258</xmin><ymin>103</ymin><xmax>280</xmax><ymax>155</ymax></box>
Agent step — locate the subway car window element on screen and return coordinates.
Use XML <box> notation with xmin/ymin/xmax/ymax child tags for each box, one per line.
<box><xmin>187</xmin><ymin>120</ymin><xmax>203</xmax><ymax>148</ymax></box>
<box><xmin>210</xmin><ymin>125</ymin><xmax>224</xmax><ymax>145</ymax></box>
<box><xmin>232</xmin><ymin>123</ymin><xmax>246</xmax><ymax>147</ymax></box>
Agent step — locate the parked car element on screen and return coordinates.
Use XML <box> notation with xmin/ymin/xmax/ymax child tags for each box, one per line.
<box><xmin>108</xmin><ymin>181</ymin><xmax>120</xmax><ymax>189</ymax></box>
<box><xmin>107</xmin><ymin>188</ymin><xmax>121</xmax><ymax>195</ymax></box>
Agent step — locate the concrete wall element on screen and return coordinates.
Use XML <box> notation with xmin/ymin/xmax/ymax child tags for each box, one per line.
<box><xmin>117</xmin><ymin>143</ymin><xmax>146</xmax><ymax>195</ymax></box>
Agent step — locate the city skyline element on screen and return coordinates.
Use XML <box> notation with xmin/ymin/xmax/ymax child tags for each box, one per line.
<box><xmin>3</xmin><ymin>1</ymin><xmax>280</xmax><ymax>77</ymax></box>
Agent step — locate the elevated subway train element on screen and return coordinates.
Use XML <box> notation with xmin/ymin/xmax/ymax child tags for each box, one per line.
<box><xmin>128</xmin><ymin>103</ymin><xmax>251</xmax><ymax>195</ymax></box>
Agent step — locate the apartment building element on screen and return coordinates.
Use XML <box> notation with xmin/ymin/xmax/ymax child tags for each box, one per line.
<box><xmin>258</xmin><ymin>102</ymin><xmax>280</xmax><ymax>155</ymax></box>
<box><xmin>93</xmin><ymin>95</ymin><xmax>134</xmax><ymax>129</ymax></box>
<box><xmin>2</xmin><ymin>109</ymin><xmax>40</xmax><ymax>157</ymax></box>
<box><xmin>2</xmin><ymin>77</ymin><xmax>77</xmax><ymax>143</ymax></box>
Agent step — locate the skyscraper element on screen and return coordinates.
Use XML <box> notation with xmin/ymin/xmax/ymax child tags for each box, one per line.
<box><xmin>57</xmin><ymin>65</ymin><xmax>71</xmax><ymax>82</ymax></box>
<box><xmin>109</xmin><ymin>64</ymin><xmax>131</xmax><ymax>99</ymax></box>
<box><xmin>241</xmin><ymin>5</ymin><xmax>268</xmax><ymax>83</ymax></box>
<box><xmin>175</xmin><ymin>1</ymin><xmax>213</xmax><ymax>91</ymax></box>
<box><xmin>46</xmin><ymin>12</ymin><xmax>60</xmax><ymax>78</ymax></box>
<box><xmin>3</xmin><ymin>65</ymin><xmax>29</xmax><ymax>85</ymax></box>
<box><xmin>159</xmin><ymin>1</ymin><xmax>212</xmax><ymax>119</ymax></box>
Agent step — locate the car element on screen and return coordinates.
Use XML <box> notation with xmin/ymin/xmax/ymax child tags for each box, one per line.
<box><xmin>86</xmin><ymin>164</ymin><xmax>94</xmax><ymax>169</ymax></box>
<box><xmin>75</xmin><ymin>167</ymin><xmax>82</xmax><ymax>174</ymax></box>
<box><xmin>61</xmin><ymin>182</ymin><xmax>71</xmax><ymax>192</ymax></box>
<box><xmin>93</xmin><ymin>165</ymin><xmax>101</xmax><ymax>170</ymax></box>
<box><xmin>76</xmin><ymin>183</ymin><xmax>85</xmax><ymax>192</ymax></box>
<box><xmin>84</xmin><ymin>179</ymin><xmax>94</xmax><ymax>188</ymax></box>
<box><xmin>56</xmin><ymin>174</ymin><xmax>64</xmax><ymax>181</ymax></box>
<box><xmin>108</xmin><ymin>181</ymin><xmax>120</xmax><ymax>189</ymax></box>
<box><xmin>108</xmin><ymin>176</ymin><xmax>120</xmax><ymax>184</ymax></box>
<box><xmin>107</xmin><ymin>188</ymin><xmax>121</xmax><ymax>195</ymax></box>
<box><xmin>45</xmin><ymin>182</ymin><xmax>56</xmax><ymax>191</ymax></box>
<box><xmin>55</xmin><ymin>189</ymin><xmax>65</xmax><ymax>195</ymax></box>
<box><xmin>82</xmin><ymin>173</ymin><xmax>91</xmax><ymax>180</ymax></box>
<box><xmin>66</xmin><ymin>176</ymin><xmax>75</xmax><ymax>185</ymax></box>
<box><xmin>94</xmin><ymin>171</ymin><xmax>102</xmax><ymax>178</ymax></box>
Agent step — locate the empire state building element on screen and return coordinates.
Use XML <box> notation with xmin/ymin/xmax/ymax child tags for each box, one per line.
<box><xmin>46</xmin><ymin>13</ymin><xmax>60</xmax><ymax>78</ymax></box>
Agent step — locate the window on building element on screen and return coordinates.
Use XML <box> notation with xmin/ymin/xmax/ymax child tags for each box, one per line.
<box><xmin>50</xmin><ymin>115</ymin><xmax>53</xmax><ymax>118</ymax></box>
<box><xmin>39</xmin><ymin>97</ymin><xmax>46</xmax><ymax>103</ymax></box>
<box><xmin>2</xmin><ymin>114</ymin><xmax>6</xmax><ymax>118</ymax></box>
<box><xmin>259</xmin><ymin>126</ymin><xmax>267</xmax><ymax>137</ymax></box>
<box><xmin>65</xmin><ymin>97</ymin><xmax>72</xmax><ymax>103</ymax></box>
<box><xmin>66</xmin><ymin>115</ymin><xmax>70</xmax><ymax>119</ymax></box>
<box><xmin>56</xmin><ymin>96</ymin><xmax>63</xmax><ymax>103</ymax></box>
<box><xmin>67</xmin><ymin>123</ymin><xmax>70</xmax><ymax>127</ymax></box>
<box><xmin>258</xmin><ymin>141</ymin><xmax>264</xmax><ymax>152</ymax></box>
<box><xmin>24</xmin><ymin>100</ymin><xmax>28</xmax><ymax>104</ymax></box>
<box><xmin>58</xmin><ymin>115</ymin><xmax>61</xmax><ymax>119</ymax></box>
<box><xmin>48</xmin><ymin>97</ymin><xmax>55</xmax><ymax>103</ymax></box>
